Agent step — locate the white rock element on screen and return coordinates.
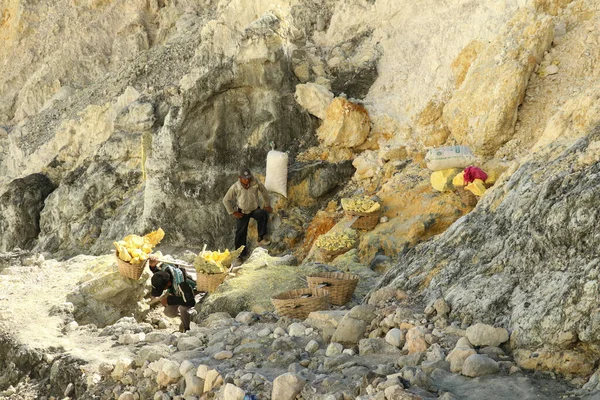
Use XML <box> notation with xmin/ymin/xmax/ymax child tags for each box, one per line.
<box><xmin>326</xmin><ymin>342</ymin><xmax>344</xmax><ymax>357</ymax></box>
<box><xmin>223</xmin><ymin>383</ymin><xmax>245</xmax><ymax>400</ymax></box>
<box><xmin>294</xmin><ymin>83</ymin><xmax>334</xmax><ymax>119</ymax></box>
<box><xmin>446</xmin><ymin>347</ymin><xmax>477</xmax><ymax>373</ymax></box>
<box><xmin>343</xmin><ymin>348</ymin><xmax>355</xmax><ymax>356</ymax></box>
<box><xmin>465</xmin><ymin>323</ymin><xmax>509</xmax><ymax>347</ymax></box>
<box><xmin>385</xmin><ymin>328</ymin><xmax>404</xmax><ymax>348</ymax></box>
<box><xmin>179</xmin><ymin>360</ymin><xmax>195</xmax><ymax>376</ymax></box>
<box><xmin>184</xmin><ymin>373</ymin><xmax>204</xmax><ymax>397</ymax></box>
<box><xmin>272</xmin><ymin>373</ymin><xmax>306</xmax><ymax>400</ymax></box>
<box><xmin>118</xmin><ymin>391</ymin><xmax>135</xmax><ymax>400</ymax></box>
<box><xmin>288</xmin><ymin>322</ymin><xmax>306</xmax><ymax>337</ymax></box>
<box><xmin>64</xmin><ymin>321</ymin><xmax>79</xmax><ymax>332</ymax></box>
<box><xmin>257</xmin><ymin>327</ymin><xmax>271</xmax><ymax>337</ymax></box>
<box><xmin>118</xmin><ymin>332</ymin><xmax>145</xmax><ymax>345</ymax></box>
<box><xmin>545</xmin><ymin>64</ymin><xmax>559</xmax><ymax>75</ymax></box>
<box><xmin>204</xmin><ymin>369</ymin><xmax>223</xmax><ymax>392</ymax></box>
<box><xmin>305</xmin><ymin>340</ymin><xmax>319</xmax><ymax>353</ymax></box>
<box><xmin>162</xmin><ymin>360</ymin><xmax>182</xmax><ymax>380</ymax></box>
<box><xmin>462</xmin><ymin>354</ymin><xmax>500</xmax><ymax>377</ymax></box>
<box><xmin>196</xmin><ymin>364</ymin><xmax>209</xmax><ymax>379</ymax></box>
<box><xmin>235</xmin><ymin>311</ymin><xmax>256</xmax><ymax>324</ymax></box>
<box><xmin>111</xmin><ymin>358</ymin><xmax>134</xmax><ymax>381</ymax></box>
<box><xmin>455</xmin><ymin>337</ymin><xmax>473</xmax><ymax>348</ymax></box>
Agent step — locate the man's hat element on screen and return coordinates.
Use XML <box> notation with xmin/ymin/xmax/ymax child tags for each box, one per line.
<box><xmin>239</xmin><ymin>167</ymin><xmax>253</xmax><ymax>178</ymax></box>
<box><xmin>151</xmin><ymin>271</ymin><xmax>170</xmax><ymax>297</ymax></box>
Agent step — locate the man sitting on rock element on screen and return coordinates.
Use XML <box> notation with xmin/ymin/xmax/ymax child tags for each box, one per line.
<box><xmin>149</xmin><ymin>256</ymin><xmax>196</xmax><ymax>332</ymax></box>
<box><xmin>222</xmin><ymin>167</ymin><xmax>273</xmax><ymax>262</ymax></box>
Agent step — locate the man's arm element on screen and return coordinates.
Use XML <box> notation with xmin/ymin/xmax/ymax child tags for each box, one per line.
<box><xmin>166</xmin><ymin>282</ymin><xmax>196</xmax><ymax>307</ymax></box>
<box><xmin>222</xmin><ymin>184</ymin><xmax>237</xmax><ymax>214</ymax></box>
<box><xmin>257</xmin><ymin>181</ymin><xmax>271</xmax><ymax>208</ymax></box>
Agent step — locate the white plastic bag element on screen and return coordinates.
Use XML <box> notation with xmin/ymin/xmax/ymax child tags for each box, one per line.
<box><xmin>425</xmin><ymin>146</ymin><xmax>476</xmax><ymax>171</ymax></box>
<box><xmin>265</xmin><ymin>150</ymin><xmax>288</xmax><ymax>197</ymax></box>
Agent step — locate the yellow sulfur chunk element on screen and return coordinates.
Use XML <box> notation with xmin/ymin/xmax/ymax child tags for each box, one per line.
<box><xmin>141</xmin><ymin>244</ymin><xmax>153</xmax><ymax>254</ymax></box>
<box><xmin>465</xmin><ymin>179</ymin><xmax>486</xmax><ymax>196</ymax></box>
<box><xmin>144</xmin><ymin>228</ymin><xmax>165</xmax><ymax>246</ymax></box>
<box><xmin>453</xmin><ymin>172</ymin><xmax>465</xmax><ymax>187</ymax></box>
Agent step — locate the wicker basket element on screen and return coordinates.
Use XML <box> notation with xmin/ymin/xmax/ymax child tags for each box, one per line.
<box><xmin>196</xmin><ymin>271</ymin><xmax>228</xmax><ymax>293</ymax></box>
<box><xmin>271</xmin><ymin>288</ymin><xmax>330</xmax><ymax>319</ymax></box>
<box><xmin>349</xmin><ymin>211</ymin><xmax>380</xmax><ymax>231</ymax></box>
<box><xmin>307</xmin><ymin>272</ymin><xmax>359</xmax><ymax>306</ymax></box>
<box><xmin>455</xmin><ymin>187</ymin><xmax>478</xmax><ymax>206</ymax></box>
<box><xmin>115</xmin><ymin>252</ymin><xmax>145</xmax><ymax>280</ymax></box>
<box><xmin>319</xmin><ymin>245</ymin><xmax>353</xmax><ymax>258</ymax></box>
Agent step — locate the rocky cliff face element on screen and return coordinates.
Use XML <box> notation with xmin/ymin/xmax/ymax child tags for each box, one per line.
<box><xmin>379</xmin><ymin>127</ymin><xmax>600</xmax><ymax>375</ymax></box>
<box><xmin>3</xmin><ymin>0</ymin><xmax>600</xmax><ymax>383</ymax></box>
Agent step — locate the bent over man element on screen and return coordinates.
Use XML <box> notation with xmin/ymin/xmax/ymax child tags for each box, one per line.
<box><xmin>222</xmin><ymin>167</ymin><xmax>272</xmax><ymax>259</ymax></box>
<box><xmin>149</xmin><ymin>256</ymin><xmax>196</xmax><ymax>332</ymax></box>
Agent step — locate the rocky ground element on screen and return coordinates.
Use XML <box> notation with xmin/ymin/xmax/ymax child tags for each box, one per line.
<box><xmin>2</xmin><ymin>249</ymin><xmax>600</xmax><ymax>400</ymax></box>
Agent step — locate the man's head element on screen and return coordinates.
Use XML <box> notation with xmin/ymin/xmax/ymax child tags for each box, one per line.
<box><xmin>238</xmin><ymin>167</ymin><xmax>253</xmax><ymax>186</ymax></box>
<box><xmin>151</xmin><ymin>271</ymin><xmax>172</xmax><ymax>297</ymax></box>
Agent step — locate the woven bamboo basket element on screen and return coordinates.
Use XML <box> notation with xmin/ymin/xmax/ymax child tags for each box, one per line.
<box><xmin>115</xmin><ymin>252</ymin><xmax>145</xmax><ymax>280</ymax></box>
<box><xmin>307</xmin><ymin>272</ymin><xmax>360</xmax><ymax>306</ymax></box>
<box><xmin>271</xmin><ymin>288</ymin><xmax>330</xmax><ymax>319</ymax></box>
<box><xmin>196</xmin><ymin>271</ymin><xmax>228</xmax><ymax>293</ymax></box>
<box><xmin>349</xmin><ymin>211</ymin><xmax>380</xmax><ymax>231</ymax></box>
<box><xmin>455</xmin><ymin>187</ymin><xmax>478</xmax><ymax>206</ymax></box>
<box><xmin>318</xmin><ymin>245</ymin><xmax>353</xmax><ymax>258</ymax></box>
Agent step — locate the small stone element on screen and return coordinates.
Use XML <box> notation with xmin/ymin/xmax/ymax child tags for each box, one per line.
<box><xmin>433</xmin><ymin>298</ymin><xmax>451</xmax><ymax>317</ymax></box>
<box><xmin>403</xmin><ymin>326</ymin><xmax>428</xmax><ymax>354</ymax></box>
<box><xmin>235</xmin><ymin>312</ymin><xmax>257</xmax><ymax>324</ymax></box>
<box><xmin>274</xmin><ymin>327</ymin><xmax>286</xmax><ymax>337</ymax></box>
<box><xmin>305</xmin><ymin>340</ymin><xmax>319</xmax><ymax>353</ymax></box>
<box><xmin>214</xmin><ymin>351</ymin><xmax>233</xmax><ymax>360</ymax></box>
<box><xmin>179</xmin><ymin>360</ymin><xmax>195</xmax><ymax>376</ymax></box>
<box><xmin>462</xmin><ymin>354</ymin><xmax>500</xmax><ymax>377</ymax></box>
<box><xmin>385</xmin><ymin>328</ymin><xmax>404</xmax><ymax>348</ymax></box>
<box><xmin>272</xmin><ymin>373</ymin><xmax>306</xmax><ymax>400</ymax></box>
<box><xmin>446</xmin><ymin>347</ymin><xmax>477</xmax><ymax>373</ymax></box>
<box><xmin>117</xmin><ymin>392</ymin><xmax>134</xmax><ymax>400</ymax></box>
<box><xmin>288</xmin><ymin>323</ymin><xmax>306</xmax><ymax>337</ymax></box>
<box><xmin>545</xmin><ymin>65</ymin><xmax>559</xmax><ymax>75</ymax></box>
<box><xmin>465</xmin><ymin>323</ymin><xmax>508</xmax><ymax>347</ymax></box>
<box><xmin>257</xmin><ymin>327</ymin><xmax>271</xmax><ymax>337</ymax></box>
<box><xmin>326</xmin><ymin>342</ymin><xmax>344</xmax><ymax>357</ymax></box>
<box><xmin>223</xmin><ymin>383</ymin><xmax>245</xmax><ymax>400</ymax></box>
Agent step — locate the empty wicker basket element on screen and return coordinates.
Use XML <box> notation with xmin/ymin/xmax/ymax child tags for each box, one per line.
<box><xmin>349</xmin><ymin>211</ymin><xmax>380</xmax><ymax>231</ymax></box>
<box><xmin>271</xmin><ymin>288</ymin><xmax>330</xmax><ymax>319</ymax></box>
<box><xmin>196</xmin><ymin>271</ymin><xmax>228</xmax><ymax>293</ymax></box>
<box><xmin>115</xmin><ymin>252</ymin><xmax>145</xmax><ymax>280</ymax></box>
<box><xmin>307</xmin><ymin>272</ymin><xmax>360</xmax><ymax>306</ymax></box>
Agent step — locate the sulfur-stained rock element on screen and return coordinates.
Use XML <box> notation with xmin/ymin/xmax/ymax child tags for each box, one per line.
<box><xmin>404</xmin><ymin>326</ymin><xmax>429</xmax><ymax>354</ymax></box>
<box><xmin>317</xmin><ymin>98</ymin><xmax>370</xmax><ymax>148</ymax></box>
<box><xmin>443</xmin><ymin>9</ymin><xmax>554</xmax><ymax>156</ymax></box>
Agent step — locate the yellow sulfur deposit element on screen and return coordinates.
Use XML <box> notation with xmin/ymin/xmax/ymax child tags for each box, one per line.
<box><xmin>194</xmin><ymin>246</ymin><xmax>244</xmax><ymax>274</ymax></box>
<box><xmin>465</xmin><ymin>179</ymin><xmax>487</xmax><ymax>196</ymax></box>
<box><xmin>431</xmin><ymin>168</ymin><xmax>462</xmax><ymax>192</ymax></box>
<box><xmin>113</xmin><ymin>228</ymin><xmax>165</xmax><ymax>265</ymax></box>
<box><xmin>315</xmin><ymin>232</ymin><xmax>355</xmax><ymax>251</ymax></box>
<box><xmin>341</xmin><ymin>197</ymin><xmax>380</xmax><ymax>213</ymax></box>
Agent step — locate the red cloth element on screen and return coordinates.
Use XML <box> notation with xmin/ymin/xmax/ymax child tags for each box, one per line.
<box><xmin>463</xmin><ymin>166</ymin><xmax>487</xmax><ymax>184</ymax></box>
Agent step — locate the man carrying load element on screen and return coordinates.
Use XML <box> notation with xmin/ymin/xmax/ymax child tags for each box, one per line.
<box><xmin>148</xmin><ymin>256</ymin><xmax>196</xmax><ymax>332</ymax></box>
<box><xmin>222</xmin><ymin>167</ymin><xmax>273</xmax><ymax>261</ymax></box>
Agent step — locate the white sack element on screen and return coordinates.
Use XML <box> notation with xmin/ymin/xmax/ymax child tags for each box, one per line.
<box><xmin>265</xmin><ymin>150</ymin><xmax>288</xmax><ymax>197</ymax></box>
<box><xmin>425</xmin><ymin>146</ymin><xmax>476</xmax><ymax>171</ymax></box>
